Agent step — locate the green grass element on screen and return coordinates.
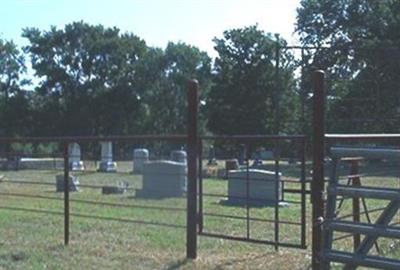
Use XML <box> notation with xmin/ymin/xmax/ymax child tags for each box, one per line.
<box><xmin>0</xmin><ymin>160</ymin><xmax>399</xmax><ymax>269</ymax></box>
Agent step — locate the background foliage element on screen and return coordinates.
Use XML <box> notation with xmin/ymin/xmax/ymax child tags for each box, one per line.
<box><xmin>1</xmin><ymin>1</ymin><xmax>400</xmax><ymax>143</ymax></box>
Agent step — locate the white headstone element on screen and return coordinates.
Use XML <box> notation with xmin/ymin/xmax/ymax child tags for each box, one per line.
<box><xmin>133</xmin><ymin>148</ymin><xmax>149</xmax><ymax>174</ymax></box>
<box><xmin>101</xmin><ymin>141</ymin><xmax>113</xmax><ymax>162</ymax></box>
<box><xmin>98</xmin><ymin>141</ymin><xmax>117</xmax><ymax>172</ymax></box>
<box><xmin>226</xmin><ymin>169</ymin><xmax>281</xmax><ymax>206</ymax></box>
<box><xmin>170</xmin><ymin>150</ymin><xmax>187</xmax><ymax>163</ymax></box>
<box><xmin>136</xmin><ymin>160</ymin><xmax>187</xmax><ymax>198</ymax></box>
<box><xmin>68</xmin><ymin>143</ymin><xmax>84</xmax><ymax>171</ymax></box>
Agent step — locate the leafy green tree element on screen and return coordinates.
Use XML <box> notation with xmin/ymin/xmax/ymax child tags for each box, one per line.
<box><xmin>207</xmin><ymin>25</ymin><xmax>297</xmax><ymax>135</ymax></box>
<box><xmin>296</xmin><ymin>0</ymin><xmax>400</xmax><ymax>132</ymax></box>
<box><xmin>0</xmin><ymin>39</ymin><xmax>32</xmax><ymax>157</ymax></box>
<box><xmin>23</xmin><ymin>21</ymin><xmax>147</xmax><ymax>136</ymax></box>
<box><xmin>0</xmin><ymin>39</ymin><xmax>32</xmax><ymax>137</ymax></box>
<box><xmin>0</xmin><ymin>39</ymin><xmax>28</xmax><ymax>101</ymax></box>
<box><xmin>137</xmin><ymin>42</ymin><xmax>212</xmax><ymax>135</ymax></box>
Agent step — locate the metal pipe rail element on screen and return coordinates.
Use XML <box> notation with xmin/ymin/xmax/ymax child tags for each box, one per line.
<box><xmin>0</xmin><ymin>134</ymin><xmax>187</xmax><ymax>143</ymax></box>
<box><xmin>0</xmin><ymin>205</ymin><xmax>186</xmax><ymax>229</ymax></box>
<box><xmin>0</xmin><ymin>192</ymin><xmax>186</xmax><ymax>212</ymax></box>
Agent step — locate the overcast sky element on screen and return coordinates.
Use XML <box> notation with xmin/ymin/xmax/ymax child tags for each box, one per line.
<box><xmin>1</xmin><ymin>0</ymin><xmax>301</xmax><ymax>57</ymax></box>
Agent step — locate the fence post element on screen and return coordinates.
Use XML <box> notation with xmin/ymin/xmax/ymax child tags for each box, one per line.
<box><xmin>63</xmin><ymin>141</ymin><xmax>70</xmax><ymax>245</ymax></box>
<box><xmin>312</xmin><ymin>70</ymin><xmax>325</xmax><ymax>269</ymax></box>
<box><xmin>187</xmin><ymin>79</ymin><xmax>199</xmax><ymax>259</ymax></box>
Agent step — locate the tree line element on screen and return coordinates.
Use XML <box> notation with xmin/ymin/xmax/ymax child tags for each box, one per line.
<box><xmin>1</xmin><ymin>1</ymin><xmax>400</xmax><ymax>142</ymax></box>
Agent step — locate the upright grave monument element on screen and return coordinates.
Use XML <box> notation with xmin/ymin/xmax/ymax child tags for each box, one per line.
<box><xmin>98</xmin><ymin>141</ymin><xmax>117</xmax><ymax>172</ymax></box>
<box><xmin>226</xmin><ymin>169</ymin><xmax>281</xmax><ymax>206</ymax></box>
<box><xmin>133</xmin><ymin>148</ymin><xmax>149</xmax><ymax>174</ymax></box>
<box><xmin>136</xmin><ymin>160</ymin><xmax>187</xmax><ymax>198</ymax></box>
<box><xmin>68</xmin><ymin>142</ymin><xmax>84</xmax><ymax>171</ymax></box>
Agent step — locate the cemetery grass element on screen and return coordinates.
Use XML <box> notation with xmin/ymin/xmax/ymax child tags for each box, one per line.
<box><xmin>0</xmin><ymin>161</ymin><xmax>399</xmax><ymax>269</ymax></box>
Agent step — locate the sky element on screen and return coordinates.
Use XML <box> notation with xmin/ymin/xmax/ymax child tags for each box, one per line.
<box><xmin>0</xmin><ymin>0</ymin><xmax>301</xmax><ymax>57</ymax></box>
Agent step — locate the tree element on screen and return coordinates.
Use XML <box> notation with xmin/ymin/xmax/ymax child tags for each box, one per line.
<box><xmin>0</xmin><ymin>39</ymin><xmax>32</xmax><ymax>157</ymax></box>
<box><xmin>0</xmin><ymin>39</ymin><xmax>28</xmax><ymax>101</ymax></box>
<box><xmin>296</xmin><ymin>0</ymin><xmax>400</xmax><ymax>132</ymax></box>
<box><xmin>23</xmin><ymin>21</ymin><xmax>147</xmax><ymax>136</ymax></box>
<box><xmin>207</xmin><ymin>25</ymin><xmax>297</xmax><ymax>135</ymax></box>
<box><xmin>0</xmin><ymin>39</ymin><xmax>32</xmax><ymax>137</ymax></box>
<box><xmin>137</xmin><ymin>42</ymin><xmax>212</xmax><ymax>135</ymax></box>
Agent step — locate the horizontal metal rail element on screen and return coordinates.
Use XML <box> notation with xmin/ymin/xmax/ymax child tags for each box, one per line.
<box><xmin>0</xmin><ymin>205</ymin><xmax>185</xmax><ymax>229</ymax></box>
<box><xmin>0</xmin><ymin>134</ymin><xmax>308</xmax><ymax>144</ymax></box>
<box><xmin>203</xmin><ymin>212</ymin><xmax>302</xmax><ymax>226</ymax></box>
<box><xmin>200</xmin><ymin>192</ymin><xmax>296</xmax><ymax>204</ymax></box>
<box><xmin>200</xmin><ymin>135</ymin><xmax>306</xmax><ymax>141</ymax></box>
<box><xmin>322</xmin><ymin>249</ymin><xmax>400</xmax><ymax>270</ymax></box>
<box><xmin>199</xmin><ymin>231</ymin><xmax>305</xmax><ymax>249</ymax></box>
<box><xmin>326</xmin><ymin>134</ymin><xmax>400</xmax><ymax>142</ymax></box>
<box><xmin>77</xmin><ymin>184</ymin><xmax>138</xmax><ymax>190</ymax></box>
<box><xmin>0</xmin><ymin>205</ymin><xmax>64</xmax><ymax>216</ymax></box>
<box><xmin>283</xmin><ymin>188</ymin><xmax>311</xmax><ymax>195</ymax></box>
<box><xmin>327</xmin><ymin>220</ymin><xmax>400</xmax><ymax>239</ymax></box>
<box><xmin>0</xmin><ymin>192</ymin><xmax>186</xmax><ymax>212</ymax></box>
<box><xmin>69</xmin><ymin>212</ymin><xmax>186</xmax><ymax>229</ymax></box>
<box><xmin>0</xmin><ymin>192</ymin><xmax>62</xmax><ymax>201</ymax></box>
<box><xmin>328</xmin><ymin>185</ymin><xmax>400</xmax><ymax>200</ymax></box>
<box><xmin>0</xmin><ymin>134</ymin><xmax>187</xmax><ymax>143</ymax></box>
<box><xmin>0</xmin><ymin>179</ymin><xmax>55</xmax><ymax>186</ymax></box>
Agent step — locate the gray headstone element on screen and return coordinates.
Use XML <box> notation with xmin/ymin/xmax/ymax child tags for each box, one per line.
<box><xmin>133</xmin><ymin>148</ymin><xmax>149</xmax><ymax>173</ymax></box>
<box><xmin>136</xmin><ymin>160</ymin><xmax>187</xmax><ymax>198</ymax></box>
<box><xmin>68</xmin><ymin>142</ymin><xmax>84</xmax><ymax>171</ymax></box>
<box><xmin>170</xmin><ymin>150</ymin><xmax>187</xmax><ymax>163</ymax></box>
<box><xmin>56</xmin><ymin>174</ymin><xmax>80</xmax><ymax>192</ymax></box>
<box><xmin>98</xmin><ymin>141</ymin><xmax>117</xmax><ymax>172</ymax></box>
<box><xmin>226</xmin><ymin>169</ymin><xmax>281</xmax><ymax>206</ymax></box>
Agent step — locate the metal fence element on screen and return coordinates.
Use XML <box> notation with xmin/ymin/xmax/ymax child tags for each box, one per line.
<box><xmin>197</xmin><ymin>135</ymin><xmax>308</xmax><ymax>250</ymax></box>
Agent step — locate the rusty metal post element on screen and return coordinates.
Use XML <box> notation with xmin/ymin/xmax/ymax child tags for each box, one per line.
<box><xmin>198</xmin><ymin>139</ymin><xmax>203</xmax><ymax>234</ymax></box>
<box><xmin>63</xmin><ymin>142</ymin><xmax>70</xmax><ymax>245</ymax></box>
<box><xmin>312</xmin><ymin>70</ymin><xmax>325</xmax><ymax>270</ymax></box>
<box><xmin>187</xmin><ymin>79</ymin><xmax>199</xmax><ymax>259</ymax></box>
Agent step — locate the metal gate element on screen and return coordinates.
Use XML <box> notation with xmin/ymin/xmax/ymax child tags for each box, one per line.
<box><xmin>197</xmin><ymin>135</ymin><xmax>308</xmax><ymax>250</ymax></box>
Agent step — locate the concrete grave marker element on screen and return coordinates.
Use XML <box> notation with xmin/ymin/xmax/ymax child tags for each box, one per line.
<box><xmin>136</xmin><ymin>160</ymin><xmax>187</xmax><ymax>198</ymax></box>
<box><xmin>68</xmin><ymin>142</ymin><xmax>84</xmax><ymax>171</ymax></box>
<box><xmin>133</xmin><ymin>148</ymin><xmax>149</xmax><ymax>174</ymax></box>
<box><xmin>98</xmin><ymin>141</ymin><xmax>117</xmax><ymax>172</ymax></box>
<box><xmin>225</xmin><ymin>169</ymin><xmax>281</xmax><ymax>206</ymax></box>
